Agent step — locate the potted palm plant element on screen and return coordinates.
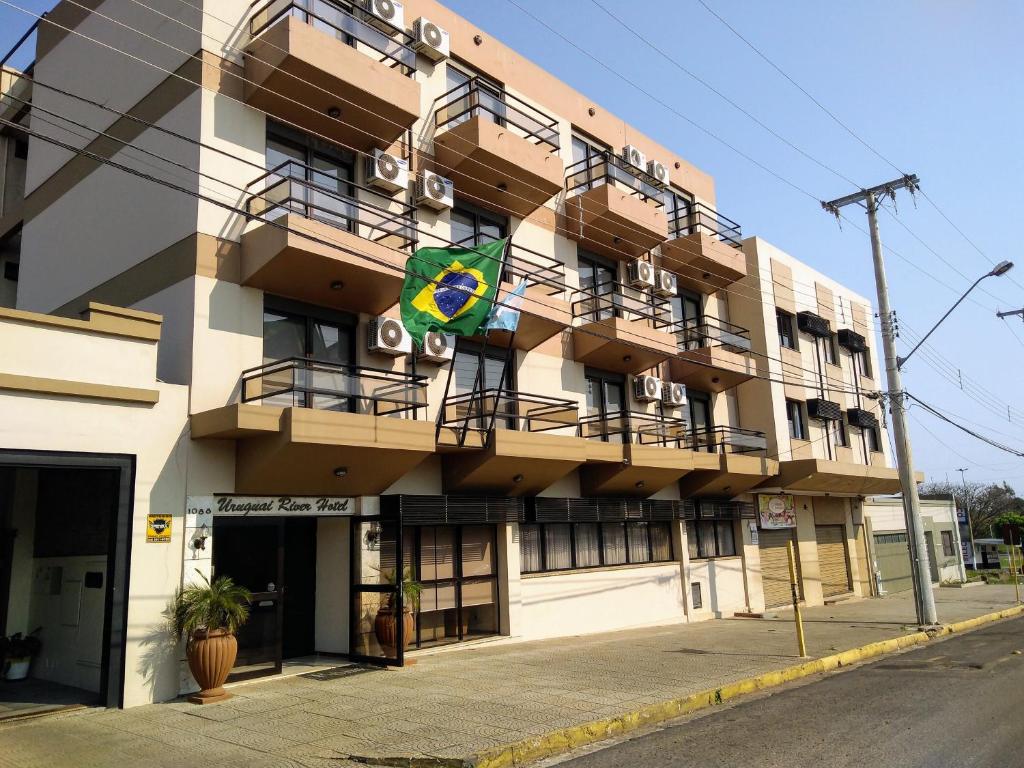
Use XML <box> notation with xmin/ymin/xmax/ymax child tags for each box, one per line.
<box><xmin>1</xmin><ymin>629</ymin><xmax>42</xmax><ymax>681</ymax></box>
<box><xmin>373</xmin><ymin>568</ymin><xmax>422</xmax><ymax>653</ymax></box>
<box><xmin>168</xmin><ymin>572</ymin><xmax>251</xmax><ymax>704</ymax></box>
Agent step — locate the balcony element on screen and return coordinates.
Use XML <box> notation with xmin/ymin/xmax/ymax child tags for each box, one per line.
<box><xmin>245</xmin><ymin>2</ymin><xmax>420</xmax><ymax>149</ymax></box>
<box><xmin>433</xmin><ymin>78</ymin><xmax>563</xmax><ymax>218</ymax></box>
<box><xmin>661</xmin><ymin>202</ymin><xmax>746</xmax><ymax>294</ymax></box>
<box><xmin>437</xmin><ymin>389</ymin><xmax>586</xmax><ymax>495</ymax></box>
<box><xmin>562</xmin><ymin>151</ymin><xmax>668</xmax><ymax>260</ymax></box>
<box><xmin>762</xmin><ymin>459</ymin><xmax>907</xmax><ymax>495</ymax></box>
<box><xmin>241</xmin><ymin>160</ymin><xmax>417</xmax><ymax>314</ymax></box>
<box><xmin>570</xmin><ymin>281</ymin><xmax>678</xmax><ymax>375</ymax></box>
<box><xmin>669</xmin><ymin>317</ymin><xmax>756</xmax><ymax>393</ymax></box>
<box><xmin>678</xmin><ymin>427</ymin><xmax>778</xmax><ymax>497</ymax></box>
<box><xmin>577</xmin><ymin>411</ymin><xmax>714</xmax><ymax>496</ymax></box>
<box><xmin>190</xmin><ymin>360</ymin><xmax>434</xmax><ymax>495</ymax></box>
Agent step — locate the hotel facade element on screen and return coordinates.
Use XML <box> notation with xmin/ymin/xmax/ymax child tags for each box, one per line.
<box><xmin>0</xmin><ymin>0</ymin><xmax>908</xmax><ymax>708</ymax></box>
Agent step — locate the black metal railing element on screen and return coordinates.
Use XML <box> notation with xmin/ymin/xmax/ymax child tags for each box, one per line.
<box><xmin>249</xmin><ymin>0</ymin><xmax>417</xmax><ymax>75</ymax></box>
<box><xmin>450</xmin><ymin>235</ymin><xmax>566</xmax><ymax>298</ymax></box>
<box><xmin>677</xmin><ymin>316</ymin><xmax>752</xmax><ymax>353</ymax></box>
<box><xmin>439</xmin><ymin>389</ymin><xmax>579</xmax><ymax>445</ymax></box>
<box><xmin>579</xmin><ymin>410</ymin><xmax>689</xmax><ymax>448</ymax></box>
<box><xmin>668</xmin><ymin>201</ymin><xmax>742</xmax><ymax>248</ymax></box>
<box><xmin>690</xmin><ymin>426</ymin><xmax>767</xmax><ymax>455</ymax></box>
<box><xmin>242</xmin><ymin>358</ymin><xmax>428</xmax><ymax>417</ymax></box>
<box><xmin>571</xmin><ymin>279</ymin><xmax>674</xmax><ymax>329</ymax></box>
<box><xmin>246</xmin><ymin>160</ymin><xmax>418</xmax><ymax>251</ymax></box>
<box><xmin>565</xmin><ymin>150</ymin><xmax>666</xmax><ymax>202</ymax></box>
<box><xmin>0</xmin><ymin>13</ymin><xmax>42</xmax><ymax>74</ymax></box>
<box><xmin>435</xmin><ymin>76</ymin><xmax>560</xmax><ymax>152</ymax></box>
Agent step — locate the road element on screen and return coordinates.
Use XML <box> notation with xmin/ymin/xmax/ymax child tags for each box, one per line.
<box><xmin>551</xmin><ymin>616</ymin><xmax>1024</xmax><ymax>768</ymax></box>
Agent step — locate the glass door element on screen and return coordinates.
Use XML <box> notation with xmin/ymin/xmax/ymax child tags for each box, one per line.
<box><xmin>578</xmin><ymin>252</ymin><xmax>618</xmax><ymax>321</ymax></box>
<box><xmin>309</xmin><ymin>152</ymin><xmax>356</xmax><ymax>233</ymax></box>
<box><xmin>350</xmin><ymin>517</ymin><xmax>404</xmax><ymax>665</ymax></box>
<box><xmin>585</xmin><ymin>371</ymin><xmax>626</xmax><ymax>443</ymax></box>
<box><xmin>452</xmin><ymin>342</ymin><xmax>515</xmax><ymax>430</ymax></box>
<box><xmin>689</xmin><ymin>390</ymin><xmax>714</xmax><ymax>452</ymax></box>
<box><xmin>675</xmin><ymin>290</ymin><xmax>703</xmax><ymax>350</ymax></box>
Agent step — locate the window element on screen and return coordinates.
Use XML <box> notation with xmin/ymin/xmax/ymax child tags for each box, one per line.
<box><xmin>2</xmin><ymin>259</ymin><xmax>18</xmax><ymax>282</ymax></box>
<box><xmin>13</xmin><ymin>139</ymin><xmax>27</xmax><ymax>159</ymax></box>
<box><xmin>451</xmin><ymin>201</ymin><xmax>509</xmax><ymax>281</ymax></box>
<box><xmin>833</xmin><ymin>418</ymin><xmax>848</xmax><ymax>448</ymax></box>
<box><xmin>663</xmin><ymin>188</ymin><xmax>693</xmax><ymax>238</ymax></box>
<box><xmin>822</xmin><ymin>333</ymin><xmax>838</xmax><ymax>365</ymax></box>
<box><xmin>685</xmin><ymin>519</ymin><xmax>737</xmax><ymax>559</ymax></box>
<box><xmin>688</xmin><ymin>390</ymin><xmax>714</xmax><ymax>451</ymax></box>
<box><xmin>585</xmin><ymin>369</ymin><xmax>627</xmax><ymax>442</ymax></box>
<box><xmin>452</xmin><ymin>340</ymin><xmax>515</xmax><ymax>429</ymax></box>
<box><xmin>941</xmin><ymin>530</ymin><xmax>955</xmax><ymax>557</ymax></box>
<box><xmin>858</xmin><ymin>349</ymin><xmax>873</xmax><ymax>378</ymax></box>
<box><xmin>676</xmin><ymin>291</ymin><xmax>704</xmax><ymax>350</ymax></box>
<box><xmin>568</xmin><ymin>134</ymin><xmax>611</xmax><ymax>194</ymax></box>
<box><xmin>578</xmin><ymin>250</ymin><xmax>619</xmax><ymax>321</ymax></box>
<box><xmin>777</xmin><ymin>309</ymin><xmax>797</xmax><ymax>350</ymax></box>
<box><xmin>690</xmin><ymin>582</ymin><xmax>703</xmax><ymax>610</ymax></box>
<box><xmin>865</xmin><ymin>425</ymin><xmax>882</xmax><ymax>453</ymax></box>
<box><xmin>786</xmin><ymin>400</ymin><xmax>808</xmax><ymax>441</ymax></box>
<box><xmin>445</xmin><ymin>62</ymin><xmax>504</xmax><ymax>129</ymax></box>
<box><xmin>519</xmin><ymin>521</ymin><xmax>674</xmax><ymax>573</ymax></box>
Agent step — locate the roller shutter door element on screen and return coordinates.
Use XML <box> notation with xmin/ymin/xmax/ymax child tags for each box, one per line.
<box><xmin>759</xmin><ymin>529</ymin><xmax>802</xmax><ymax>608</ymax></box>
<box><xmin>815</xmin><ymin>525</ymin><xmax>852</xmax><ymax>597</ymax></box>
<box><xmin>873</xmin><ymin>531</ymin><xmax>913</xmax><ymax>594</ymax></box>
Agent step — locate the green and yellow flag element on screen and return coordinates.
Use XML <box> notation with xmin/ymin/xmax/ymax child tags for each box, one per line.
<box><xmin>399</xmin><ymin>239</ymin><xmax>507</xmax><ymax>347</ymax></box>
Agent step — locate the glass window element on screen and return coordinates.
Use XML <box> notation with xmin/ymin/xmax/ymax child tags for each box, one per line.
<box><xmin>627</xmin><ymin>522</ymin><xmax>651</xmax><ymax>564</ymax></box>
<box><xmin>859</xmin><ymin>349</ymin><xmax>873</xmax><ymax>378</ymax></box>
<box><xmin>715</xmin><ymin>521</ymin><xmax>736</xmax><ymax>557</ymax></box>
<box><xmin>650</xmin><ymin>523</ymin><xmax>673</xmax><ymax>561</ymax></box>
<box><xmin>787</xmin><ymin>400</ymin><xmax>808</xmax><ymax>441</ymax></box>
<box><xmin>519</xmin><ymin>524</ymin><xmax>541</xmax><ymax>573</ymax></box>
<box><xmin>544</xmin><ymin>524</ymin><xmax>572</xmax><ymax>570</ymax></box>
<box><xmin>689</xmin><ymin>519</ymin><xmax>737</xmax><ymax>559</ymax></box>
<box><xmin>574</xmin><ymin>523</ymin><xmax>601</xmax><ymax>568</ymax></box>
<box><xmin>686</xmin><ymin>520</ymin><xmax>699</xmax><ymax>560</ymax></box>
<box><xmin>941</xmin><ymin>530</ymin><xmax>955</xmax><ymax>557</ymax></box>
<box><xmin>866</xmin><ymin>425</ymin><xmax>882</xmax><ymax>453</ymax></box>
<box><xmin>663</xmin><ymin>190</ymin><xmax>693</xmax><ymax>237</ymax></box>
<box><xmin>602</xmin><ymin>523</ymin><xmax>627</xmax><ymax>565</ymax></box>
<box><xmin>823</xmin><ymin>334</ymin><xmax>838</xmax><ymax>365</ymax></box>
<box><xmin>833</xmin><ymin>418</ymin><xmax>849</xmax><ymax>448</ymax></box>
<box><xmin>777</xmin><ymin>309</ymin><xmax>797</xmax><ymax>350</ymax></box>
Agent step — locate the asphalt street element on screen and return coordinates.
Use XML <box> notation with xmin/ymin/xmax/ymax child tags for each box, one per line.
<box><xmin>552</xmin><ymin>616</ymin><xmax>1024</xmax><ymax>768</ymax></box>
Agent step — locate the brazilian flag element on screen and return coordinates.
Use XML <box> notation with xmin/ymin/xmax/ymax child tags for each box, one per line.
<box><xmin>400</xmin><ymin>238</ymin><xmax>507</xmax><ymax>348</ymax></box>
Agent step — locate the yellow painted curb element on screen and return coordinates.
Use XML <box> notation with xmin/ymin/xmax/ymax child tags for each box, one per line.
<box><xmin>465</xmin><ymin>605</ymin><xmax>1023</xmax><ymax>768</ymax></box>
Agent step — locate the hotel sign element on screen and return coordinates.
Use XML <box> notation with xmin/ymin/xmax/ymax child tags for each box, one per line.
<box><xmin>758</xmin><ymin>494</ymin><xmax>797</xmax><ymax>530</ymax></box>
<box><xmin>186</xmin><ymin>495</ymin><xmax>356</xmax><ymax>519</ymax></box>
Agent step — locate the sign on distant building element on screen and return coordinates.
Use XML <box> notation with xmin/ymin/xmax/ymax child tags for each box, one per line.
<box><xmin>758</xmin><ymin>494</ymin><xmax>797</xmax><ymax>529</ymax></box>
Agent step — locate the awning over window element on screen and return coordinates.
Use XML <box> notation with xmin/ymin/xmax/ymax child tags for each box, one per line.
<box><xmin>379</xmin><ymin>494</ymin><xmax>525</xmax><ymax>524</ymax></box>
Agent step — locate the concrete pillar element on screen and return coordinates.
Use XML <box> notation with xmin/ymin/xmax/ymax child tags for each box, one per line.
<box><xmin>499</xmin><ymin>522</ymin><xmax>522</xmax><ymax>637</ymax></box>
<box><xmin>740</xmin><ymin>517</ymin><xmax>766</xmax><ymax>614</ymax></box>
<box><xmin>5</xmin><ymin>468</ymin><xmax>37</xmax><ymax>635</ymax></box>
<box><xmin>795</xmin><ymin>496</ymin><xmax>824</xmax><ymax>606</ymax></box>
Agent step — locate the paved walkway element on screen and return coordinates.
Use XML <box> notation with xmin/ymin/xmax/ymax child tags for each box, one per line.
<box><xmin>1</xmin><ymin>586</ymin><xmax>1019</xmax><ymax>768</ymax></box>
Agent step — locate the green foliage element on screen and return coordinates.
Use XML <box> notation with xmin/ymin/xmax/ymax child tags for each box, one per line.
<box><xmin>167</xmin><ymin>571</ymin><xmax>252</xmax><ymax>641</ymax></box>
<box><xmin>920</xmin><ymin>480</ymin><xmax>1024</xmax><ymax>539</ymax></box>
<box><xmin>380</xmin><ymin>567</ymin><xmax>423</xmax><ymax>615</ymax></box>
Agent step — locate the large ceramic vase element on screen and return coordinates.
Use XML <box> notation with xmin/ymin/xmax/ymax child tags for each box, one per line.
<box><xmin>374</xmin><ymin>608</ymin><xmax>415</xmax><ymax>653</ymax></box>
<box><xmin>187</xmin><ymin>629</ymin><xmax>237</xmax><ymax>704</ymax></box>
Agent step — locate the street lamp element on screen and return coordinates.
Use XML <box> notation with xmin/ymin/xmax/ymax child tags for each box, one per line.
<box><xmin>898</xmin><ymin>261</ymin><xmax>1014</xmax><ymax>370</ymax></box>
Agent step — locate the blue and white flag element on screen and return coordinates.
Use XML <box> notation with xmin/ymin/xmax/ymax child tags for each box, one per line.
<box><xmin>485</xmin><ymin>280</ymin><xmax>528</xmax><ymax>332</ymax></box>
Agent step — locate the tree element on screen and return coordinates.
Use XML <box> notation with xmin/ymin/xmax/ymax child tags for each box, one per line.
<box><xmin>918</xmin><ymin>481</ymin><xmax>1024</xmax><ymax>540</ymax></box>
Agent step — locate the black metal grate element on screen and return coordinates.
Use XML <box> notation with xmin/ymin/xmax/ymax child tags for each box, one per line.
<box><xmin>837</xmin><ymin>328</ymin><xmax>868</xmax><ymax>352</ymax></box>
<box><xmin>695</xmin><ymin>498</ymin><xmax>755</xmax><ymax>520</ymax></box>
<box><xmin>847</xmin><ymin>407</ymin><xmax>879</xmax><ymax>429</ymax></box>
<box><xmin>807</xmin><ymin>398</ymin><xmax>842</xmax><ymax>422</ymax></box>
<box><xmin>380</xmin><ymin>495</ymin><xmax>525</xmax><ymax>524</ymax></box>
<box><xmin>797</xmin><ymin>311</ymin><xmax>831</xmax><ymax>339</ymax></box>
<box><xmin>529</xmin><ymin>497</ymin><xmax>687</xmax><ymax>523</ymax></box>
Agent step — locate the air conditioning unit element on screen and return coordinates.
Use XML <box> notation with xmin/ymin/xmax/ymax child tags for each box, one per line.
<box><xmin>415</xmin><ymin>170</ymin><xmax>454</xmax><ymax>210</ymax></box>
<box><xmin>361</xmin><ymin>0</ymin><xmax>404</xmax><ymax>35</ymax></box>
<box><xmin>412</xmin><ymin>17</ymin><xmax>450</xmax><ymax>60</ymax></box>
<box><xmin>654</xmin><ymin>268</ymin><xmax>677</xmax><ymax>297</ymax></box>
<box><xmin>622</xmin><ymin>144</ymin><xmax>646</xmax><ymax>170</ymax></box>
<box><xmin>647</xmin><ymin>159</ymin><xmax>670</xmax><ymax>186</ymax></box>
<box><xmin>365</xmin><ymin>149</ymin><xmax>409</xmax><ymax>194</ymax></box>
<box><xmin>662</xmin><ymin>381</ymin><xmax>686</xmax><ymax>408</ymax></box>
<box><xmin>806</xmin><ymin>398</ymin><xmax>842</xmax><ymax>422</ymax></box>
<box><xmin>418</xmin><ymin>331</ymin><xmax>455</xmax><ymax>363</ymax></box>
<box><xmin>847</xmin><ymin>407</ymin><xmax>879</xmax><ymax>429</ymax></box>
<box><xmin>797</xmin><ymin>310</ymin><xmax>831</xmax><ymax>338</ymax></box>
<box><xmin>368</xmin><ymin>316</ymin><xmax>411</xmax><ymax>356</ymax></box>
<box><xmin>627</xmin><ymin>259</ymin><xmax>656</xmax><ymax>289</ymax></box>
<box><xmin>633</xmin><ymin>375</ymin><xmax>663</xmax><ymax>403</ymax></box>
<box><xmin>837</xmin><ymin>327</ymin><xmax>868</xmax><ymax>352</ymax></box>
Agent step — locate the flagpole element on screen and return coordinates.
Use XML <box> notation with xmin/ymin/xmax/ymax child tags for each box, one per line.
<box><xmin>481</xmin><ymin>238</ymin><xmax>515</xmax><ymax>447</ymax></box>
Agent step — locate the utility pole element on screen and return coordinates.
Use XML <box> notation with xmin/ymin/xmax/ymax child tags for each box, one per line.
<box><xmin>996</xmin><ymin>308</ymin><xmax>1024</xmax><ymax>320</ymax></box>
<box><xmin>956</xmin><ymin>467</ymin><xmax>976</xmax><ymax>573</ymax></box>
<box><xmin>823</xmin><ymin>174</ymin><xmax>938</xmax><ymax>627</ymax></box>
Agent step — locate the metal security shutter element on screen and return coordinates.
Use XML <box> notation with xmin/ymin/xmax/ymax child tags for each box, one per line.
<box><xmin>815</xmin><ymin>525</ymin><xmax>852</xmax><ymax>597</ymax></box>
<box><xmin>873</xmin><ymin>531</ymin><xmax>913</xmax><ymax>594</ymax></box>
<box><xmin>759</xmin><ymin>529</ymin><xmax>801</xmax><ymax>608</ymax></box>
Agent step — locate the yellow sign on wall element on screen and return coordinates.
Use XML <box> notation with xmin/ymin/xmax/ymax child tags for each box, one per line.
<box><xmin>146</xmin><ymin>514</ymin><xmax>172</xmax><ymax>543</ymax></box>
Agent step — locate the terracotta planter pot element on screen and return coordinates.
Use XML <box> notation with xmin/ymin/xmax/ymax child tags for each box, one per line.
<box><xmin>187</xmin><ymin>629</ymin><xmax>237</xmax><ymax>704</ymax></box>
<box><xmin>373</xmin><ymin>608</ymin><xmax>415</xmax><ymax>653</ymax></box>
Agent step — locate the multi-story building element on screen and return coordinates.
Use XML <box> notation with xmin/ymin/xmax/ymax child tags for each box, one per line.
<box><xmin>0</xmin><ymin>0</ymin><xmax>907</xmax><ymax>709</ymax></box>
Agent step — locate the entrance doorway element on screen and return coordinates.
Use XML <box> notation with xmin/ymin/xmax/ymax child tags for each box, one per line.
<box><xmin>0</xmin><ymin>452</ymin><xmax>132</xmax><ymax>719</ymax></box>
<box><xmin>212</xmin><ymin>517</ymin><xmax>318</xmax><ymax>680</ymax></box>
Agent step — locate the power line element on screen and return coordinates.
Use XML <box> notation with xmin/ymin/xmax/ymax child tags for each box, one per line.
<box><xmin>908</xmin><ymin>393</ymin><xmax>1024</xmax><ymax>459</ymax></box>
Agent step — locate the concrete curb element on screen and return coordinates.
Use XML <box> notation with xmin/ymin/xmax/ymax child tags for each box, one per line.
<box><xmin>352</xmin><ymin>604</ymin><xmax>1024</xmax><ymax>768</ymax></box>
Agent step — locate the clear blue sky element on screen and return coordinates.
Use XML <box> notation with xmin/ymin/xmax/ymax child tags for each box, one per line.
<box><xmin>2</xmin><ymin>0</ymin><xmax>1023</xmax><ymax>490</ymax></box>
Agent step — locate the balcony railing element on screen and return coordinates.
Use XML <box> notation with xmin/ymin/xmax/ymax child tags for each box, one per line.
<box><xmin>450</xmin><ymin>235</ymin><xmax>567</xmax><ymax>298</ymax></box>
<box><xmin>246</xmin><ymin>160</ymin><xmax>418</xmax><ymax>252</ymax></box>
<box><xmin>579</xmin><ymin>411</ymin><xmax>689</xmax><ymax>448</ymax></box>
<box><xmin>571</xmin><ymin>279</ymin><xmax>674</xmax><ymax>329</ymax></box>
<box><xmin>565</xmin><ymin>150</ymin><xmax>666</xmax><ymax>202</ymax></box>
<box><xmin>435</xmin><ymin>76</ymin><xmax>560</xmax><ymax>152</ymax></box>
<box><xmin>677</xmin><ymin>316</ymin><xmax>752</xmax><ymax>353</ymax></box>
<box><xmin>668</xmin><ymin>201</ymin><xmax>742</xmax><ymax>249</ymax></box>
<box><xmin>438</xmin><ymin>389</ymin><xmax>580</xmax><ymax>447</ymax></box>
<box><xmin>242</xmin><ymin>358</ymin><xmax>428</xmax><ymax>418</ymax></box>
<box><xmin>690</xmin><ymin>426</ymin><xmax>767</xmax><ymax>455</ymax></box>
<box><xmin>249</xmin><ymin>0</ymin><xmax>417</xmax><ymax>76</ymax></box>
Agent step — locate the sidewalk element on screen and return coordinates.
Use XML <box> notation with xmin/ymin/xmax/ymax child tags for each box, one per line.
<box><xmin>1</xmin><ymin>586</ymin><xmax>1020</xmax><ymax>768</ymax></box>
